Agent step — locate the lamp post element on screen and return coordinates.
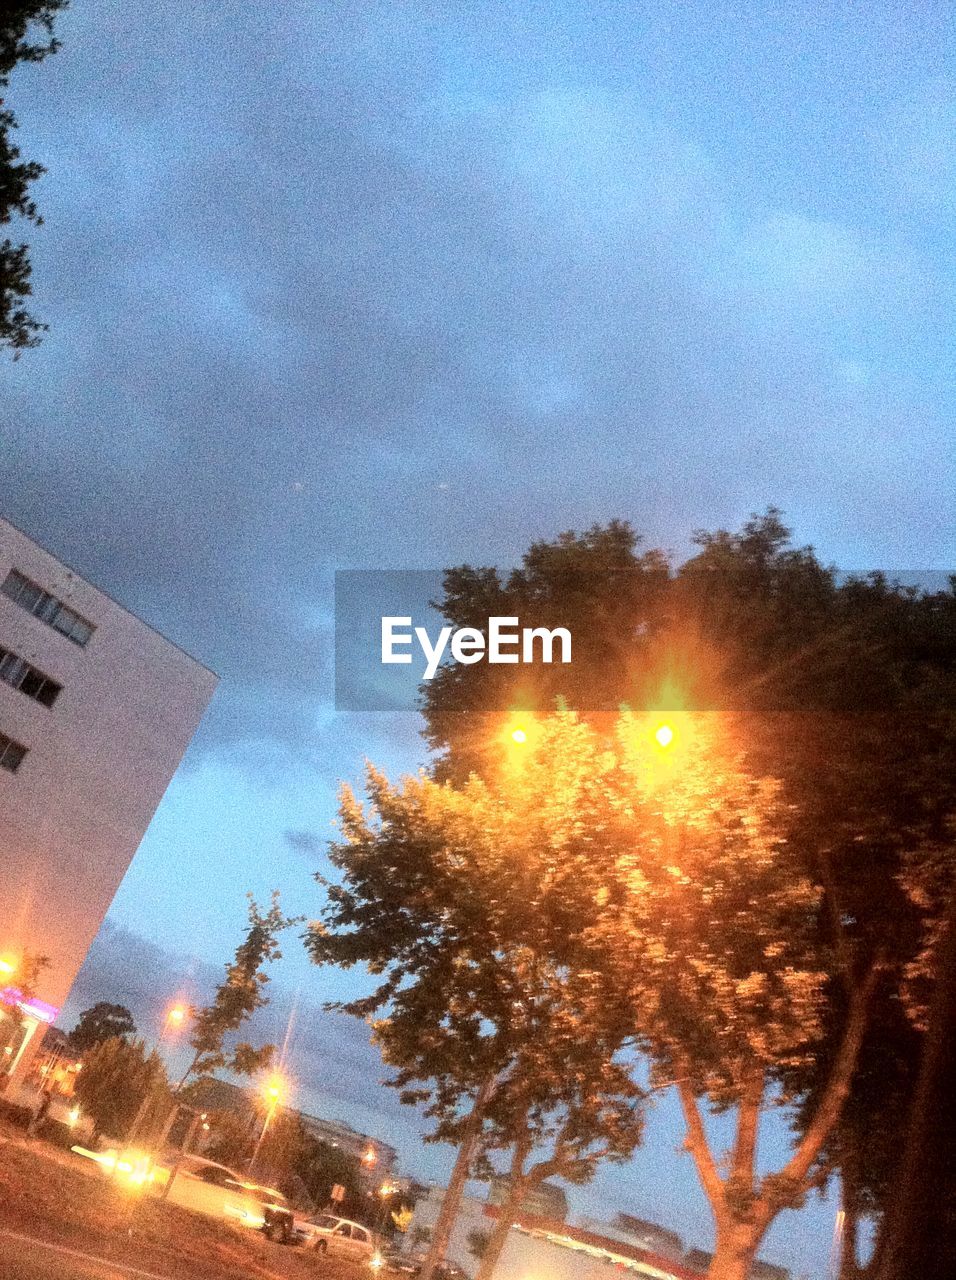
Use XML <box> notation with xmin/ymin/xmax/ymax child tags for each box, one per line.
<box><xmin>247</xmin><ymin>1074</ymin><xmax>286</xmax><ymax>1177</ymax></box>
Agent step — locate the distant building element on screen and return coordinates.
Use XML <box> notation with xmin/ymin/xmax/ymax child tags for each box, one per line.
<box><xmin>489</xmin><ymin>1176</ymin><xmax>568</xmax><ymax>1222</ymax></box>
<box><xmin>0</xmin><ymin>517</ymin><xmax>217</xmax><ymax>1095</ymax></box>
<box><xmin>574</xmin><ymin>1212</ymin><xmax>684</xmax><ymax>1262</ymax></box>
<box><xmin>297</xmin><ymin>1111</ymin><xmax>398</xmax><ymax>1179</ymax></box>
<box><xmin>411</xmin><ymin>1188</ymin><xmax>791</xmax><ymax>1280</ymax></box>
<box><xmin>409</xmin><ymin>1188</ymin><xmax>703</xmax><ymax>1280</ymax></box>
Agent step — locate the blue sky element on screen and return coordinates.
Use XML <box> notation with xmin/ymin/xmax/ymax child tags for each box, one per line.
<box><xmin>2</xmin><ymin>1</ymin><xmax>954</xmax><ymax>1274</ymax></box>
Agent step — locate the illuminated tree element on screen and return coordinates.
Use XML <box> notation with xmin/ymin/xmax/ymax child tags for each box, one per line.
<box><xmin>309</xmin><ymin>717</ymin><xmax>643</xmax><ymax>1280</ymax></box>
<box><xmin>422</xmin><ymin>514</ymin><xmax>956</xmax><ymax>1272</ymax></box>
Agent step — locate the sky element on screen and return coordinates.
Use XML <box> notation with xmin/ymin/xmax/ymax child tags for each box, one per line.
<box><xmin>1</xmin><ymin>1</ymin><xmax>954</xmax><ymax>1275</ymax></box>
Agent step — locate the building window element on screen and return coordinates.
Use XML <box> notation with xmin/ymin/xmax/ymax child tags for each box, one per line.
<box><xmin>0</xmin><ymin>730</ymin><xmax>28</xmax><ymax>773</ymax></box>
<box><xmin>1</xmin><ymin>570</ymin><xmax>95</xmax><ymax>647</ymax></box>
<box><xmin>0</xmin><ymin>646</ymin><xmax>62</xmax><ymax>708</ymax></box>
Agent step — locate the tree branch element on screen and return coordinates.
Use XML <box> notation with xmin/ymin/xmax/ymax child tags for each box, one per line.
<box><xmin>675</xmin><ymin>1071</ymin><xmax>727</xmax><ymax>1225</ymax></box>
<box><xmin>762</xmin><ymin>961</ymin><xmax>880</xmax><ymax>1216</ymax></box>
<box><xmin>730</xmin><ymin>1071</ymin><xmax>764</xmax><ymax>1190</ymax></box>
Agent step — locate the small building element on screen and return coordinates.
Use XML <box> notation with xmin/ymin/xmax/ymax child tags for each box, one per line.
<box><xmin>490</xmin><ymin>1176</ymin><xmax>568</xmax><ymax>1222</ymax></box>
<box><xmin>0</xmin><ymin>517</ymin><xmax>217</xmax><ymax>1096</ymax></box>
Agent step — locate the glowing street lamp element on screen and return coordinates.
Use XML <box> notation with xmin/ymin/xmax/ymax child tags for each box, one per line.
<box><xmin>362</xmin><ymin>1144</ymin><xmax>378</xmax><ymax>1168</ymax></box>
<box><xmin>164</xmin><ymin>1003</ymin><xmax>188</xmax><ymax>1032</ymax></box>
<box><xmin>0</xmin><ymin>955</ymin><xmax>17</xmax><ymax>977</ymax></box>
<box><xmin>248</xmin><ymin>1072</ymin><xmax>288</xmax><ymax>1175</ymax></box>
<box><xmin>654</xmin><ymin>723</ymin><xmax>675</xmax><ymax>749</ymax></box>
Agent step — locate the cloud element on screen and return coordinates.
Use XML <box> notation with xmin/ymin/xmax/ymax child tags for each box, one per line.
<box><xmin>283</xmin><ymin>828</ymin><xmax>321</xmax><ymax>856</ymax></box>
<box><xmin>1</xmin><ymin>5</ymin><xmax>951</xmax><ymax>784</ymax></box>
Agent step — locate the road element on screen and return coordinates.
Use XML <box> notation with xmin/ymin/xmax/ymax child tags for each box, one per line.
<box><xmin>0</xmin><ymin>1228</ymin><xmax>177</xmax><ymax>1280</ymax></box>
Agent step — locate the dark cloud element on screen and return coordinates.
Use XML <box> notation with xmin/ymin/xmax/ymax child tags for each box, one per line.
<box><xmin>2</xmin><ymin>1</ymin><xmax>951</xmax><ymax>769</ymax></box>
<box><xmin>283</xmin><ymin>828</ymin><xmax>321</xmax><ymax>855</ymax></box>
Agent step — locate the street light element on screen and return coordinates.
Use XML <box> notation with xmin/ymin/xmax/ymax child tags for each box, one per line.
<box><xmin>162</xmin><ymin>1003</ymin><xmax>189</xmax><ymax>1038</ymax></box>
<box><xmin>248</xmin><ymin>1072</ymin><xmax>288</xmax><ymax>1176</ymax></box>
<box><xmin>654</xmin><ymin>723</ymin><xmax>675</xmax><ymax>748</ymax></box>
<box><xmin>0</xmin><ymin>955</ymin><xmax>17</xmax><ymax>977</ymax></box>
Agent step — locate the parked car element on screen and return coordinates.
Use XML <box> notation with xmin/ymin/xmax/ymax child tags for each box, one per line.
<box><xmin>295</xmin><ymin>1213</ymin><xmax>377</xmax><ymax>1259</ymax></box>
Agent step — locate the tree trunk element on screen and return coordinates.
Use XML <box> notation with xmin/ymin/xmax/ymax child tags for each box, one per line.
<box><xmin>874</xmin><ymin>888</ymin><xmax>956</xmax><ymax>1280</ymax></box>
<box><xmin>418</xmin><ymin>1077</ymin><xmax>494</xmax><ymax>1280</ymax></box>
<box><xmin>708</xmin><ymin>1225</ymin><xmax>763</xmax><ymax>1280</ymax></box>
<box><xmin>473</xmin><ymin>1127</ymin><xmax>534</xmax><ymax>1280</ymax></box>
<box><xmin>837</xmin><ymin>1154</ymin><xmax>866</xmax><ymax>1280</ymax></box>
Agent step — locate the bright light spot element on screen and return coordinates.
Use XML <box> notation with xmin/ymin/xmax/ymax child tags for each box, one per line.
<box><xmin>261</xmin><ymin>1071</ymin><xmax>287</xmax><ymax>1107</ymax></box>
<box><xmin>370</xmin><ymin>1253</ymin><xmax>385</xmax><ymax>1270</ymax></box>
<box><xmin>654</xmin><ymin>724</ymin><xmax>674</xmax><ymax>748</ymax></box>
<box><xmin>511</xmin><ymin>728</ymin><xmax>527</xmax><ymax>744</ymax></box>
<box><xmin>68</xmin><ymin>1106</ymin><xmax>80</xmax><ymax>1128</ymax></box>
<box><xmin>166</xmin><ymin>1004</ymin><xmax>187</xmax><ymax>1027</ymax></box>
<box><xmin>0</xmin><ymin>956</ymin><xmax>16</xmax><ymax>976</ymax></box>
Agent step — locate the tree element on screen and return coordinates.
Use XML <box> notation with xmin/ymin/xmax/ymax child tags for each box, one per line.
<box><xmin>297</xmin><ymin>1137</ymin><xmax>363</xmax><ymax>1213</ymax></box>
<box><xmin>201</xmin><ymin>1107</ymin><xmax>254</xmax><ymax>1168</ymax></box>
<box><xmin>421</xmin><ymin>513</ymin><xmax>956</xmax><ymax>1272</ymax></box>
<box><xmin>0</xmin><ymin>2</ymin><xmax>68</xmax><ymax>354</ymax></box>
<box><xmin>177</xmin><ymin>892</ymin><xmax>297</xmax><ymax>1089</ymax></box>
<box><xmin>309</xmin><ymin>721</ymin><xmax>644</xmax><ymax>1280</ymax></box>
<box><xmin>73</xmin><ymin>1036</ymin><xmax>170</xmax><ymax>1141</ymax></box>
<box><xmin>69</xmin><ymin>1002</ymin><xmax>137</xmax><ymax>1054</ymax></box>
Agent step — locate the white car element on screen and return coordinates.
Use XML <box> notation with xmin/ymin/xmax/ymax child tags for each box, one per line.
<box><xmin>153</xmin><ymin>1154</ymin><xmax>293</xmax><ymax>1235</ymax></box>
<box><xmin>297</xmin><ymin>1213</ymin><xmax>377</xmax><ymax>1260</ymax></box>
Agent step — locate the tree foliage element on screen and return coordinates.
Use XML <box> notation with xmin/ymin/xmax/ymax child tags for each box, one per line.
<box><xmin>0</xmin><ymin>1</ymin><xmax>68</xmax><ymax>354</ymax></box>
<box><xmin>69</xmin><ymin>1002</ymin><xmax>137</xmax><ymax>1053</ymax></box>
<box><xmin>178</xmin><ymin>892</ymin><xmax>297</xmax><ymax>1087</ymax></box>
<box><xmin>420</xmin><ymin>512</ymin><xmax>956</xmax><ymax>1274</ymax></box>
<box><xmin>73</xmin><ymin>1035</ymin><xmax>170</xmax><ymax>1140</ymax></box>
<box><xmin>310</xmin><ymin>728</ymin><xmax>649</xmax><ymax>1278</ymax></box>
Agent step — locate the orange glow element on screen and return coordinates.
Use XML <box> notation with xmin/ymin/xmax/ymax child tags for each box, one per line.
<box><xmin>502</xmin><ymin>714</ymin><xmax>538</xmax><ymax>755</ymax></box>
<box><xmin>261</xmin><ymin>1072</ymin><xmax>287</xmax><ymax>1106</ymax></box>
<box><xmin>166</xmin><ymin>1003</ymin><xmax>187</xmax><ymax>1027</ymax></box>
<box><xmin>0</xmin><ymin>955</ymin><xmax>17</xmax><ymax>976</ymax></box>
<box><xmin>362</xmin><ymin>1145</ymin><xmax>378</xmax><ymax>1166</ymax></box>
<box><xmin>654</xmin><ymin>724</ymin><xmax>675</xmax><ymax>748</ymax></box>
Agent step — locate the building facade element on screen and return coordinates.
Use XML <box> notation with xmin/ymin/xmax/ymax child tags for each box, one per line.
<box><xmin>0</xmin><ymin>517</ymin><xmax>217</xmax><ymax>1093</ymax></box>
<box><xmin>409</xmin><ymin>1189</ymin><xmax>790</xmax><ymax>1280</ymax></box>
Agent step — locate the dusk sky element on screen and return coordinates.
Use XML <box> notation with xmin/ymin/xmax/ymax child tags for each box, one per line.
<box><xmin>1</xmin><ymin>2</ymin><xmax>954</xmax><ymax>1275</ymax></box>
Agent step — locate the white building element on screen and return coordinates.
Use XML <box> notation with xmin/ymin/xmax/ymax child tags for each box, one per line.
<box><xmin>409</xmin><ymin>1189</ymin><xmax>703</xmax><ymax>1280</ymax></box>
<box><xmin>0</xmin><ymin>517</ymin><xmax>217</xmax><ymax>1093</ymax></box>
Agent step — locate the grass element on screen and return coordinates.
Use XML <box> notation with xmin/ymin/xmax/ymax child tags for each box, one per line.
<box><xmin>0</xmin><ymin>1120</ymin><xmax>363</xmax><ymax>1280</ymax></box>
